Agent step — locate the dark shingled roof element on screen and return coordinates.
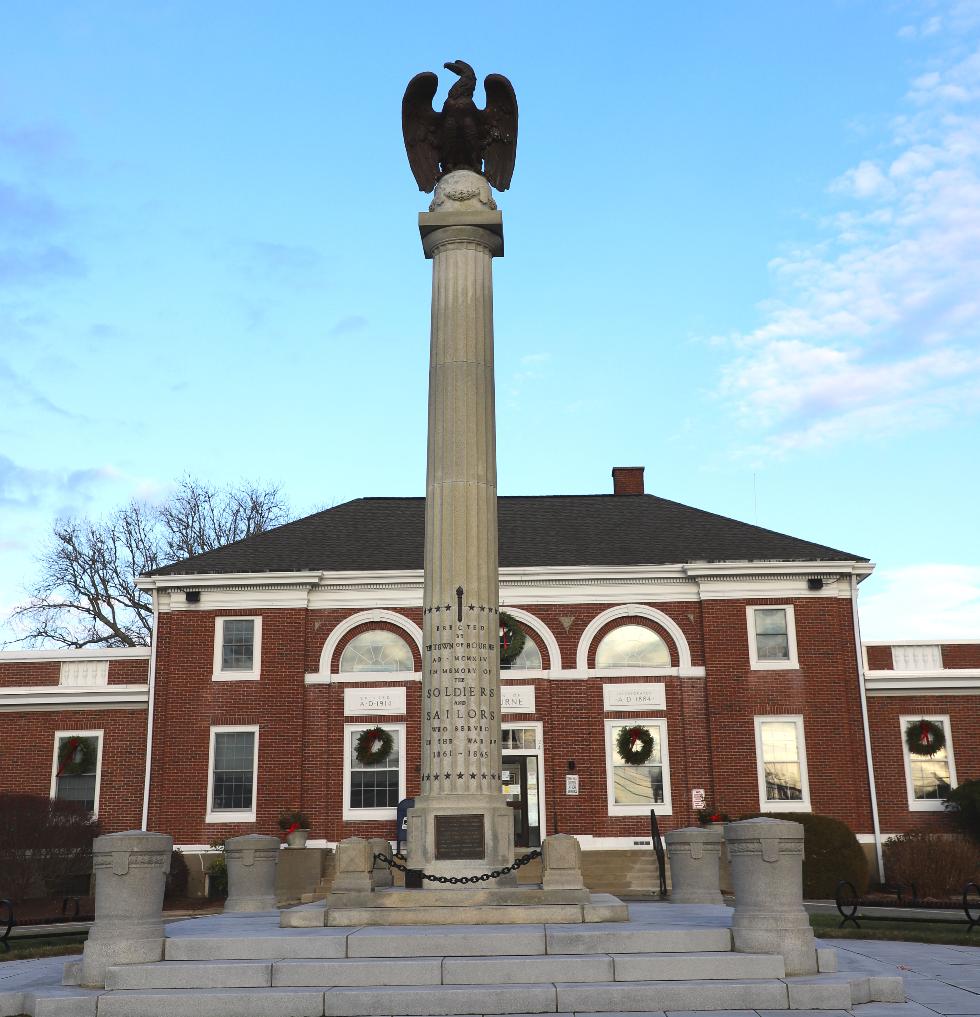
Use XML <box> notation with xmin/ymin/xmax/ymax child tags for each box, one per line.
<box><xmin>147</xmin><ymin>494</ymin><xmax>867</xmax><ymax>576</ymax></box>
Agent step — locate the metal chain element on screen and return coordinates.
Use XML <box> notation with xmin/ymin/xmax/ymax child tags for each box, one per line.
<box><xmin>374</xmin><ymin>848</ymin><xmax>541</xmax><ymax>884</ymax></box>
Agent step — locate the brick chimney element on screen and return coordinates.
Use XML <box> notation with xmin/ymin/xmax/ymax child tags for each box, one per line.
<box><xmin>612</xmin><ymin>466</ymin><xmax>645</xmax><ymax>496</ymax></box>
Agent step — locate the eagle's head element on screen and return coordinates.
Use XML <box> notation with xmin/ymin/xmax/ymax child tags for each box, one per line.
<box><xmin>444</xmin><ymin>60</ymin><xmax>476</xmax><ymax>80</ymax></box>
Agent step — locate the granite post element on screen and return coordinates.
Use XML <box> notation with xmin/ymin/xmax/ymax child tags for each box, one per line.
<box><xmin>406</xmin><ymin>169</ymin><xmax>515</xmax><ymax>882</ymax></box>
<box><xmin>726</xmin><ymin>818</ymin><xmax>817</xmax><ymax>975</ymax></box>
<box><xmin>665</xmin><ymin>825</ymin><xmax>724</xmax><ymax>905</ymax></box>
<box><xmin>79</xmin><ymin>830</ymin><xmax>171</xmax><ymax>988</ymax></box>
<box><xmin>224</xmin><ymin>834</ymin><xmax>280</xmax><ymax>912</ymax></box>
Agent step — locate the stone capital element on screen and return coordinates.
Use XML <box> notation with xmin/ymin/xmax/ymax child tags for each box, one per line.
<box><xmin>420</xmin><ymin>222</ymin><xmax>504</xmax><ymax>259</ymax></box>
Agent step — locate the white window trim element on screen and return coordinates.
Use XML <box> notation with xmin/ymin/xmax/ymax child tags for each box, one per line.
<box><xmin>50</xmin><ymin>729</ymin><xmax>104</xmax><ymax>818</ymax></box>
<box><xmin>754</xmin><ymin>715</ymin><xmax>811</xmax><ymax>812</ymax></box>
<box><xmin>212</xmin><ymin>616</ymin><xmax>262</xmax><ymax>681</ymax></box>
<box><xmin>206</xmin><ymin>724</ymin><xmax>259</xmax><ymax>823</ymax></box>
<box><xmin>603</xmin><ymin>718</ymin><xmax>672</xmax><ymax>817</ymax></box>
<box><xmin>342</xmin><ymin>722</ymin><xmax>407</xmax><ymax>822</ymax></box>
<box><xmin>899</xmin><ymin>714</ymin><xmax>956</xmax><ymax>812</ymax></box>
<box><xmin>746</xmin><ymin>605</ymin><xmax>800</xmax><ymax>670</ymax></box>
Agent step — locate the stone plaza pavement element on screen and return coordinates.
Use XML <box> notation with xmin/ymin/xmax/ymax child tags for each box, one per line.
<box><xmin>0</xmin><ymin>902</ymin><xmax>977</xmax><ymax>1017</ymax></box>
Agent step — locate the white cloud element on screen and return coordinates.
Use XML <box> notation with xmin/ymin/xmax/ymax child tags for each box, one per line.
<box><xmin>859</xmin><ymin>564</ymin><xmax>980</xmax><ymax>640</ymax></box>
<box><xmin>716</xmin><ymin>41</ymin><xmax>980</xmax><ymax>457</ymax></box>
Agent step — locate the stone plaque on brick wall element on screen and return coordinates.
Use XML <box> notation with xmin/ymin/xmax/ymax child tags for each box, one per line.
<box><xmin>501</xmin><ymin>685</ymin><xmax>535</xmax><ymax>713</ymax></box>
<box><xmin>434</xmin><ymin>814</ymin><xmax>485</xmax><ymax>860</ymax></box>
<box><xmin>602</xmin><ymin>682</ymin><xmax>666</xmax><ymax>711</ymax></box>
<box><xmin>344</xmin><ymin>687</ymin><xmax>407</xmax><ymax>716</ymax></box>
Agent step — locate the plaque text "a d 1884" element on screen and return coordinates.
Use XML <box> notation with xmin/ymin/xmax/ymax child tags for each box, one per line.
<box><xmin>434</xmin><ymin>814</ymin><xmax>486</xmax><ymax>860</ymax></box>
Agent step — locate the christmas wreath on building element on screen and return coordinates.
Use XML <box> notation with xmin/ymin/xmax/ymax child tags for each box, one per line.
<box><xmin>354</xmin><ymin>726</ymin><xmax>394</xmax><ymax>766</ymax></box>
<box><xmin>905</xmin><ymin>719</ymin><xmax>945</xmax><ymax>757</ymax></box>
<box><xmin>616</xmin><ymin>725</ymin><xmax>654</xmax><ymax>765</ymax></box>
<box><xmin>56</xmin><ymin>735</ymin><xmax>96</xmax><ymax>776</ymax></box>
<box><xmin>499</xmin><ymin>612</ymin><xmax>526</xmax><ymax>665</ymax></box>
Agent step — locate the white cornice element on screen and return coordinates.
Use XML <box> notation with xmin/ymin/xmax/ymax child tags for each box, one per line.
<box><xmin>865</xmin><ymin>669</ymin><xmax>980</xmax><ymax>696</ymax></box>
<box><xmin>0</xmin><ymin>648</ymin><xmax>151</xmax><ymax>662</ymax></box>
<box><xmin>0</xmin><ymin>684</ymin><xmax>149</xmax><ymax>711</ymax></box>
<box><xmin>144</xmin><ymin>561</ymin><xmax>872</xmax><ymax>612</ymax></box>
<box><xmin>864</xmin><ymin>639</ymin><xmax>980</xmax><ymax>646</ymax></box>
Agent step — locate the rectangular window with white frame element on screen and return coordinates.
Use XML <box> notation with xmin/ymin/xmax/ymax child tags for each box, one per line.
<box><xmin>206</xmin><ymin>726</ymin><xmax>259</xmax><ymax>823</ymax></box>
<box><xmin>212</xmin><ymin>617</ymin><xmax>262</xmax><ymax>680</ymax></box>
<box><xmin>747</xmin><ymin>605</ymin><xmax>799</xmax><ymax>669</ymax></box>
<box><xmin>343</xmin><ymin>723</ymin><xmax>406</xmax><ymax>821</ymax></box>
<box><xmin>754</xmin><ymin>716</ymin><xmax>811</xmax><ymax>812</ymax></box>
<box><xmin>901</xmin><ymin>715</ymin><xmax>956</xmax><ymax>811</ymax></box>
<box><xmin>604</xmin><ymin>719</ymin><xmax>672</xmax><ymax>816</ymax></box>
<box><xmin>50</xmin><ymin>730</ymin><xmax>103</xmax><ymax>815</ymax></box>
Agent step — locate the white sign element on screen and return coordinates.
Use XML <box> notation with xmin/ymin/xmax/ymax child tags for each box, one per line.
<box><xmin>692</xmin><ymin>788</ymin><xmax>706</xmax><ymax>810</ymax></box>
<box><xmin>565</xmin><ymin>774</ymin><xmax>580</xmax><ymax>796</ymax></box>
<box><xmin>501</xmin><ymin>685</ymin><xmax>536</xmax><ymax>713</ymax></box>
<box><xmin>602</xmin><ymin>683</ymin><xmax>666</xmax><ymax>711</ymax></box>
<box><xmin>343</xmin><ymin>687</ymin><xmax>407</xmax><ymax>716</ymax></box>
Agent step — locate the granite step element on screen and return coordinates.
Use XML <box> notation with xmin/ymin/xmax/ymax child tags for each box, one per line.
<box><xmin>103</xmin><ymin>951</ymin><xmax>788</xmax><ymax>992</ymax></box>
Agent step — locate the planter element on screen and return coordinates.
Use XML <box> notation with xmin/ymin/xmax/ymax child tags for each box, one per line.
<box><xmin>285</xmin><ymin>829</ymin><xmax>309</xmax><ymax>849</ymax></box>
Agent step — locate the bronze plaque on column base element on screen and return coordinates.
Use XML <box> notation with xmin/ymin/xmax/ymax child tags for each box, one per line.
<box><xmin>434</xmin><ymin>814</ymin><xmax>486</xmax><ymax>860</ymax></box>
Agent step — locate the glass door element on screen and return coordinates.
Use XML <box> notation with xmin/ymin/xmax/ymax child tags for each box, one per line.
<box><xmin>502</xmin><ymin>755</ymin><xmax>532</xmax><ymax>847</ymax></box>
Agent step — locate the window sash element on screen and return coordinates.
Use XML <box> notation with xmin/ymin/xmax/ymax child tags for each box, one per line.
<box><xmin>604</xmin><ymin>721</ymin><xmax>671</xmax><ymax>814</ymax></box>
<box><xmin>221</xmin><ymin>619</ymin><xmax>255</xmax><ymax>671</ymax></box>
<box><xmin>211</xmin><ymin>731</ymin><xmax>256</xmax><ymax>812</ymax></box>
<box><xmin>754</xmin><ymin>610</ymin><xmax>789</xmax><ymax>660</ymax></box>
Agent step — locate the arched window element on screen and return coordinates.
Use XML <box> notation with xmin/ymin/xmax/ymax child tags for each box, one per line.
<box><xmin>339</xmin><ymin>630</ymin><xmax>415</xmax><ymax>673</ymax></box>
<box><xmin>595</xmin><ymin>624</ymin><xmax>669</xmax><ymax>668</ymax></box>
<box><xmin>502</xmin><ymin>637</ymin><xmax>543</xmax><ymax>670</ymax></box>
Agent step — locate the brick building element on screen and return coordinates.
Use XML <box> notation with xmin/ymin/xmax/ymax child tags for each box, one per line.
<box><xmin>2</xmin><ymin>467</ymin><xmax>977</xmax><ymax>879</ymax></box>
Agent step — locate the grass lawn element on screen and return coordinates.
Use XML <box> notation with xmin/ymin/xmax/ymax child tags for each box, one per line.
<box><xmin>811</xmin><ymin>912</ymin><xmax>979</xmax><ymax>947</ymax></box>
<box><xmin>0</xmin><ymin>935</ymin><xmax>86</xmax><ymax>962</ymax></box>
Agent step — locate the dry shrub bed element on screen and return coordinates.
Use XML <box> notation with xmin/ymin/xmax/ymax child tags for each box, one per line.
<box><xmin>883</xmin><ymin>832</ymin><xmax>980</xmax><ymax>899</ymax></box>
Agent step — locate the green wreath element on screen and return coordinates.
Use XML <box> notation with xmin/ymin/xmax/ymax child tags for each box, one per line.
<box><xmin>355</xmin><ymin>726</ymin><xmax>394</xmax><ymax>766</ymax></box>
<box><xmin>616</xmin><ymin>725</ymin><xmax>654</xmax><ymax>765</ymax></box>
<box><xmin>905</xmin><ymin>719</ymin><xmax>946</xmax><ymax>757</ymax></box>
<box><xmin>499</xmin><ymin>612</ymin><xmax>527</xmax><ymax>665</ymax></box>
<box><xmin>57</xmin><ymin>735</ymin><xmax>97</xmax><ymax>776</ymax></box>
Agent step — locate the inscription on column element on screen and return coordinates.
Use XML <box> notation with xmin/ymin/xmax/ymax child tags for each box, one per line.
<box><xmin>421</xmin><ymin>597</ymin><xmax>500</xmax><ymax>784</ymax></box>
<box><xmin>434</xmin><ymin>814</ymin><xmax>486</xmax><ymax>860</ymax></box>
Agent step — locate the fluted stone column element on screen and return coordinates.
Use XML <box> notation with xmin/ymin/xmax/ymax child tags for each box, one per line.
<box><xmin>665</xmin><ymin>825</ymin><xmax>724</xmax><ymax>904</ymax></box>
<box><xmin>80</xmin><ymin>831</ymin><xmax>171</xmax><ymax>988</ymax></box>
<box><xmin>727</xmin><ymin>818</ymin><xmax>817</xmax><ymax>975</ymax></box>
<box><xmin>407</xmin><ymin>169</ymin><xmax>514</xmax><ymax>882</ymax></box>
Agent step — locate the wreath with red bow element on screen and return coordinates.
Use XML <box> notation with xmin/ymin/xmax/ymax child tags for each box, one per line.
<box><xmin>57</xmin><ymin>735</ymin><xmax>97</xmax><ymax>776</ymax></box>
<box><xmin>905</xmin><ymin>719</ymin><xmax>946</xmax><ymax>757</ymax></box>
<box><xmin>499</xmin><ymin>612</ymin><xmax>526</xmax><ymax>665</ymax></box>
<box><xmin>354</xmin><ymin>726</ymin><xmax>394</xmax><ymax>766</ymax></box>
<box><xmin>616</xmin><ymin>725</ymin><xmax>654</xmax><ymax>765</ymax></box>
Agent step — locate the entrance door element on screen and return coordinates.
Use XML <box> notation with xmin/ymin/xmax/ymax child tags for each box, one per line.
<box><xmin>502</xmin><ymin>755</ymin><xmax>531</xmax><ymax>848</ymax></box>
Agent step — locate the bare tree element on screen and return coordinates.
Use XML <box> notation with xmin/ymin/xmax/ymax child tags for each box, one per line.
<box><xmin>8</xmin><ymin>477</ymin><xmax>291</xmax><ymax>648</ymax></box>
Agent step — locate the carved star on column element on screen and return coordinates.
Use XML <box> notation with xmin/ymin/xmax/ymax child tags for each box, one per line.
<box><xmin>469</xmin><ymin>772</ymin><xmax>477</xmax><ymax>780</ymax></box>
<box><xmin>443</xmin><ymin>603</ymin><xmax>451</xmax><ymax>612</ymax></box>
<box><xmin>457</xmin><ymin>772</ymin><xmax>464</xmax><ymax>780</ymax></box>
<box><xmin>444</xmin><ymin>772</ymin><xmax>452</xmax><ymax>780</ymax></box>
<box><xmin>468</xmin><ymin>604</ymin><xmax>475</xmax><ymax>612</ymax></box>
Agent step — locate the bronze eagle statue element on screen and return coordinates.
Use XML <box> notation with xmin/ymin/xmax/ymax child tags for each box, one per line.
<box><xmin>402</xmin><ymin>60</ymin><xmax>518</xmax><ymax>193</ymax></box>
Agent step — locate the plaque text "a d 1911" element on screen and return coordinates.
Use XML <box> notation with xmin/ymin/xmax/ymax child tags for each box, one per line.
<box><xmin>434</xmin><ymin>814</ymin><xmax>486</xmax><ymax>860</ymax></box>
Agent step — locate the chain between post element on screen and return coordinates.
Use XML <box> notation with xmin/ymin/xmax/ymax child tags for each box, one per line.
<box><xmin>374</xmin><ymin>848</ymin><xmax>541</xmax><ymax>884</ymax></box>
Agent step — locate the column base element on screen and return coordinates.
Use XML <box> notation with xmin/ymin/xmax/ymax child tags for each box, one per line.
<box><xmin>406</xmin><ymin>794</ymin><xmax>516</xmax><ymax>885</ymax></box>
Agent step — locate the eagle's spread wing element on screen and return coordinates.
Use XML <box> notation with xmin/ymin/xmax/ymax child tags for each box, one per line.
<box><xmin>481</xmin><ymin>74</ymin><xmax>518</xmax><ymax>191</ymax></box>
<box><xmin>402</xmin><ymin>72</ymin><xmax>441</xmax><ymax>192</ymax></box>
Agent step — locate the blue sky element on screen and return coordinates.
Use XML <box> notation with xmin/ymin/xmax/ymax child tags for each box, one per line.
<box><xmin>1</xmin><ymin>1</ymin><xmax>979</xmax><ymax>642</ymax></box>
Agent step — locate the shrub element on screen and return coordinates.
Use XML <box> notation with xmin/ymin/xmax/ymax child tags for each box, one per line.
<box><xmin>206</xmin><ymin>840</ymin><xmax>227</xmax><ymax>899</ymax></box>
<box><xmin>741</xmin><ymin>813</ymin><xmax>869</xmax><ymax>899</ymax></box>
<box><xmin>278</xmin><ymin>811</ymin><xmax>310</xmax><ymax>831</ymax></box>
<box><xmin>0</xmin><ymin>794</ymin><xmax>101</xmax><ymax>901</ymax></box>
<box><xmin>883</xmin><ymin>832</ymin><xmax>979</xmax><ymax>899</ymax></box>
<box><xmin>946</xmin><ymin>780</ymin><xmax>980</xmax><ymax>846</ymax></box>
<box><xmin>166</xmin><ymin>848</ymin><xmax>189</xmax><ymax>899</ymax></box>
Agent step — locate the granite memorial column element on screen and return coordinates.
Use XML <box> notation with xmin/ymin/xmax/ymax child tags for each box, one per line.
<box><xmin>406</xmin><ymin>169</ymin><xmax>515</xmax><ymax>882</ymax></box>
